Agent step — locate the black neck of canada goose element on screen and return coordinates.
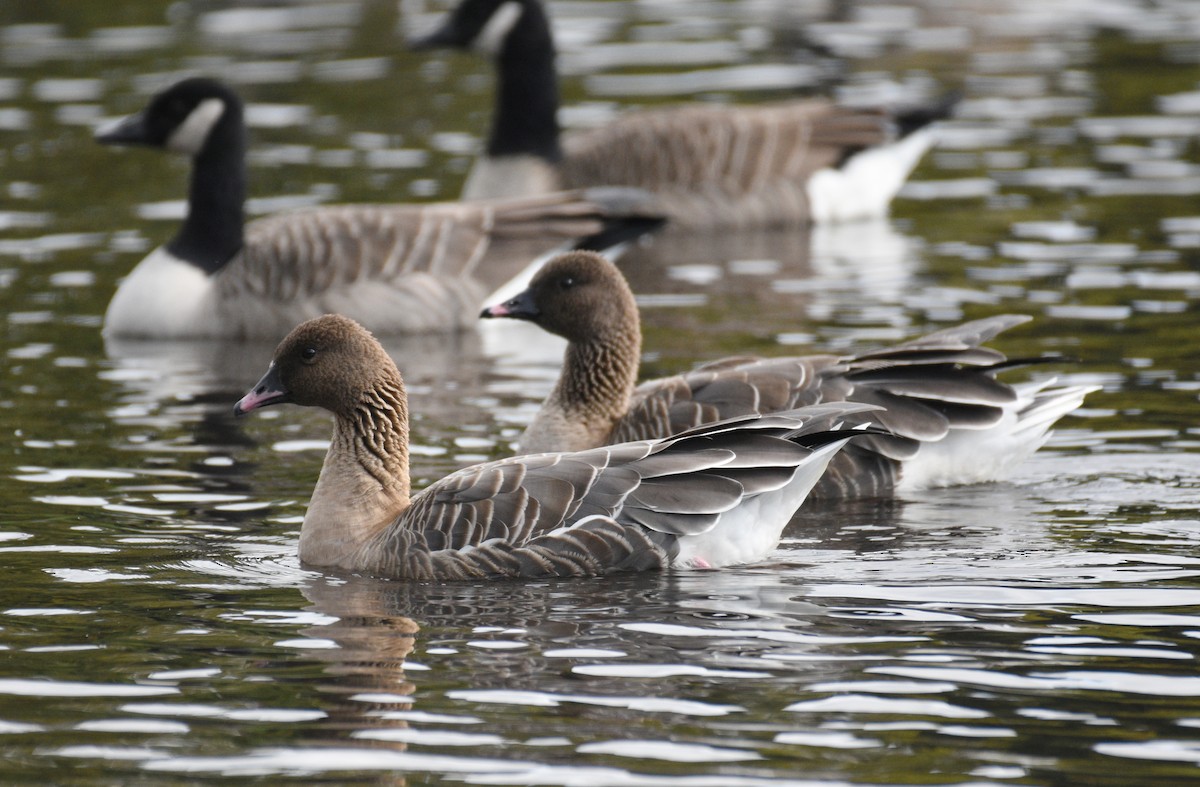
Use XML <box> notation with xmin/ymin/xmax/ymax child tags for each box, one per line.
<box><xmin>168</xmin><ymin>89</ymin><xmax>246</xmax><ymax>275</ymax></box>
<box><xmin>414</xmin><ymin>0</ymin><xmax>562</xmax><ymax>161</ymax></box>
<box><xmin>489</xmin><ymin>0</ymin><xmax>562</xmax><ymax>161</ymax></box>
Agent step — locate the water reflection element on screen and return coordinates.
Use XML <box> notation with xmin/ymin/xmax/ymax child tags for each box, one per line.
<box><xmin>84</xmin><ymin>493</ymin><xmax>1200</xmax><ymax>783</ymax></box>
<box><xmin>9</xmin><ymin>328</ymin><xmax>531</xmax><ymax>568</ymax></box>
<box><xmin>102</xmin><ymin>330</ymin><xmax>497</xmax><ymax>423</ymax></box>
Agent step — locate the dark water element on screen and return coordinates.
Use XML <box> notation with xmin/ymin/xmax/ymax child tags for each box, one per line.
<box><xmin>2</xmin><ymin>0</ymin><xmax>1200</xmax><ymax>783</ymax></box>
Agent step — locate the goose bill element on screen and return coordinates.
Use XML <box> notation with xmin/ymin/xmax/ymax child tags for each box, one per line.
<box><xmin>234</xmin><ymin>364</ymin><xmax>289</xmax><ymax>416</ymax></box>
<box><xmin>93</xmin><ymin>112</ymin><xmax>149</xmax><ymax>146</ymax></box>
<box><xmin>479</xmin><ymin>288</ymin><xmax>538</xmax><ymax>320</ymax></box>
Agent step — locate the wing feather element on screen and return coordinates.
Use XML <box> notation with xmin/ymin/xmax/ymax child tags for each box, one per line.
<box><xmin>386</xmin><ymin>403</ymin><xmax>875</xmax><ymax>577</ymax></box>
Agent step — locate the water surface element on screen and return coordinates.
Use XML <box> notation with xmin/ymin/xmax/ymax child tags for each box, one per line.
<box><xmin>2</xmin><ymin>0</ymin><xmax>1200</xmax><ymax>783</ymax></box>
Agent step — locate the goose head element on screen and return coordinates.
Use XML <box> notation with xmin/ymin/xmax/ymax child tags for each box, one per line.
<box><xmin>234</xmin><ymin>314</ymin><xmax>402</xmax><ymax>419</ymax></box>
<box><xmin>408</xmin><ymin>0</ymin><xmax>544</xmax><ymax>59</ymax></box>
<box><xmin>480</xmin><ymin>251</ymin><xmax>636</xmax><ymax>344</ymax></box>
<box><xmin>94</xmin><ymin>77</ymin><xmax>242</xmax><ymax>158</ymax></box>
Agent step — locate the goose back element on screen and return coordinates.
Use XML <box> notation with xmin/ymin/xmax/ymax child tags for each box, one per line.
<box><xmin>555</xmin><ymin>102</ymin><xmax>892</xmax><ymax>228</ymax></box>
<box><xmin>222</xmin><ymin>195</ymin><xmax>639</xmax><ymax>336</ymax></box>
<box><xmin>355</xmin><ymin>406</ymin><xmax>869</xmax><ymax>580</ymax></box>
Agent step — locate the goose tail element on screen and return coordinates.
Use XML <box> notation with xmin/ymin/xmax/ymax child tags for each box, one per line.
<box><xmin>672</xmin><ymin>436</ymin><xmax>851</xmax><ymax>570</ymax></box>
<box><xmin>807</xmin><ymin>92</ymin><xmax>959</xmax><ymax>223</ymax></box>
<box><xmin>896</xmin><ymin>379</ymin><xmax>1098</xmax><ymax>491</ymax></box>
<box><xmin>672</xmin><ymin>408</ymin><xmax>881</xmax><ymax>569</ymax></box>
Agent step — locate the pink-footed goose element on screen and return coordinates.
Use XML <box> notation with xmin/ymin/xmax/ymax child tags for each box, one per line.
<box><xmin>233</xmin><ymin>314</ymin><xmax>880</xmax><ymax>580</ymax></box>
<box><xmin>94</xmin><ymin>77</ymin><xmax>662</xmax><ymax>339</ymax></box>
<box><xmin>480</xmin><ymin>252</ymin><xmax>1098</xmax><ymax>500</ymax></box>
<box><xmin>410</xmin><ymin>0</ymin><xmax>955</xmax><ymax>229</ymax></box>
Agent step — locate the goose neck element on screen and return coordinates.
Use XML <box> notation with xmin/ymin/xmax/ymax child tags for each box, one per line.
<box><xmin>555</xmin><ymin>325</ymin><xmax>641</xmax><ymax>426</ymax></box>
<box><xmin>299</xmin><ymin>378</ymin><xmax>412</xmax><ymax>570</ymax></box>
<box><xmin>489</xmin><ymin>11</ymin><xmax>561</xmax><ymax>161</ymax></box>
<box><xmin>168</xmin><ymin>113</ymin><xmax>246</xmax><ymax>275</ymax></box>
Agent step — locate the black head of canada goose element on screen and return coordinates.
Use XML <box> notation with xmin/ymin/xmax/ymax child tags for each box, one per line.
<box><xmin>411</xmin><ymin>0</ymin><xmax>958</xmax><ymax>228</ymax></box>
<box><xmin>94</xmin><ymin>77</ymin><xmax>663</xmax><ymax>339</ymax></box>
<box><xmin>481</xmin><ymin>251</ymin><xmax>1098</xmax><ymax>499</ymax></box>
<box><xmin>233</xmin><ymin>313</ymin><xmax>880</xmax><ymax>580</ymax></box>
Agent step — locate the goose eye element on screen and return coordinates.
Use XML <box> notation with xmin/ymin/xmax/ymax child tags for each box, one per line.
<box><xmin>300</xmin><ymin>347</ymin><xmax>318</xmax><ymax>362</ymax></box>
<box><xmin>559</xmin><ymin>276</ymin><xmax>576</xmax><ymax>290</ymax></box>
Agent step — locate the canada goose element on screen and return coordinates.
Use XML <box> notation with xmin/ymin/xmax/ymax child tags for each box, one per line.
<box><xmin>480</xmin><ymin>252</ymin><xmax>1097</xmax><ymax>499</ymax></box>
<box><xmin>94</xmin><ymin>77</ymin><xmax>663</xmax><ymax>339</ymax></box>
<box><xmin>233</xmin><ymin>314</ymin><xmax>878</xmax><ymax>580</ymax></box>
<box><xmin>410</xmin><ymin>0</ymin><xmax>953</xmax><ymax>228</ymax></box>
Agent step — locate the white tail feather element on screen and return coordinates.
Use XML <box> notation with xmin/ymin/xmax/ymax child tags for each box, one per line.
<box><xmin>806</xmin><ymin>128</ymin><xmax>939</xmax><ymax>223</ymax></box>
<box><xmin>673</xmin><ymin>438</ymin><xmax>851</xmax><ymax>569</ymax></box>
<box><xmin>896</xmin><ymin>380</ymin><xmax>1098</xmax><ymax>491</ymax></box>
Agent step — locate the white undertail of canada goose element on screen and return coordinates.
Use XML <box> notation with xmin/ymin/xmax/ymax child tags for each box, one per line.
<box><xmin>410</xmin><ymin>0</ymin><xmax>956</xmax><ymax>228</ymax></box>
<box><xmin>480</xmin><ymin>252</ymin><xmax>1098</xmax><ymax>499</ymax></box>
<box><xmin>94</xmin><ymin>77</ymin><xmax>663</xmax><ymax>339</ymax></box>
<box><xmin>233</xmin><ymin>314</ymin><xmax>880</xmax><ymax>580</ymax></box>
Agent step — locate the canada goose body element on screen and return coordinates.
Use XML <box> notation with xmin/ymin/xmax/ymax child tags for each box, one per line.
<box><xmin>481</xmin><ymin>252</ymin><xmax>1098</xmax><ymax>499</ymax></box>
<box><xmin>96</xmin><ymin>77</ymin><xmax>661</xmax><ymax>339</ymax></box>
<box><xmin>234</xmin><ymin>314</ymin><xmax>877</xmax><ymax>580</ymax></box>
<box><xmin>412</xmin><ymin>0</ymin><xmax>950</xmax><ymax>228</ymax></box>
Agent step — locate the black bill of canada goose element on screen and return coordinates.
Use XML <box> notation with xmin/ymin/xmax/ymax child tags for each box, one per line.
<box><xmin>94</xmin><ymin>77</ymin><xmax>664</xmax><ymax>340</ymax></box>
<box><xmin>481</xmin><ymin>252</ymin><xmax>1099</xmax><ymax>500</ymax></box>
<box><xmin>233</xmin><ymin>314</ymin><xmax>882</xmax><ymax>580</ymax></box>
<box><xmin>410</xmin><ymin>0</ymin><xmax>957</xmax><ymax>229</ymax></box>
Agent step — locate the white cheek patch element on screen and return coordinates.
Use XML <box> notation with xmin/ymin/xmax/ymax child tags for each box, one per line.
<box><xmin>474</xmin><ymin>1</ymin><xmax>523</xmax><ymax>56</ymax></box>
<box><xmin>166</xmin><ymin>98</ymin><xmax>226</xmax><ymax>156</ymax></box>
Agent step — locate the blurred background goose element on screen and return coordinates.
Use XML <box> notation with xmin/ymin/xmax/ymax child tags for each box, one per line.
<box><xmin>410</xmin><ymin>0</ymin><xmax>955</xmax><ymax>228</ymax></box>
<box><xmin>233</xmin><ymin>314</ymin><xmax>877</xmax><ymax>580</ymax></box>
<box><xmin>481</xmin><ymin>252</ymin><xmax>1098</xmax><ymax>499</ymax></box>
<box><xmin>94</xmin><ymin>77</ymin><xmax>662</xmax><ymax>340</ymax></box>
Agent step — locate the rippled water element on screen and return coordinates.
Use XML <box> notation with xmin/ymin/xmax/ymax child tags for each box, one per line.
<box><xmin>2</xmin><ymin>0</ymin><xmax>1200</xmax><ymax>783</ymax></box>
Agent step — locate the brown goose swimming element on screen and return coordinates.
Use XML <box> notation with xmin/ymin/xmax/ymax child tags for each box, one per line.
<box><xmin>95</xmin><ymin>77</ymin><xmax>662</xmax><ymax>339</ymax></box>
<box><xmin>410</xmin><ymin>0</ymin><xmax>954</xmax><ymax>229</ymax></box>
<box><xmin>480</xmin><ymin>251</ymin><xmax>1098</xmax><ymax>500</ymax></box>
<box><xmin>233</xmin><ymin>314</ymin><xmax>879</xmax><ymax>580</ymax></box>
